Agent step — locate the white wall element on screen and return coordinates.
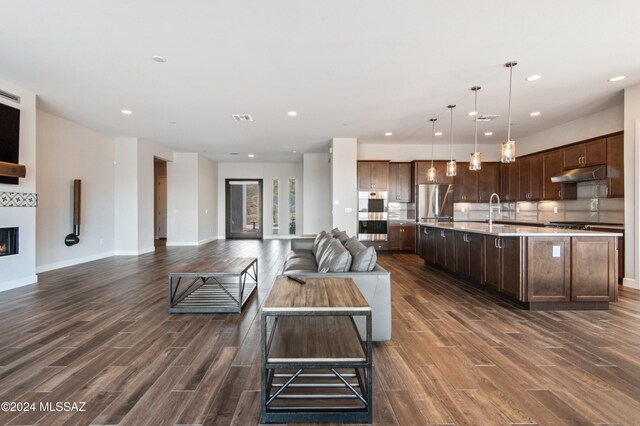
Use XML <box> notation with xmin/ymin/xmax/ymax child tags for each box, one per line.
<box><xmin>35</xmin><ymin>111</ymin><xmax>115</xmax><ymax>272</ymax></box>
<box><xmin>624</xmin><ymin>85</ymin><xmax>640</xmax><ymax>289</ymax></box>
<box><xmin>114</xmin><ymin>138</ymin><xmax>173</xmax><ymax>254</ymax></box>
<box><xmin>198</xmin><ymin>155</ymin><xmax>218</xmax><ymax>243</ymax></box>
<box><xmin>217</xmin><ymin>162</ymin><xmax>303</xmax><ymax>238</ymax></box>
<box><xmin>114</xmin><ymin>138</ymin><xmax>139</xmax><ymax>255</ymax></box>
<box><xmin>358</xmin><ymin>143</ymin><xmax>501</xmax><ymax>162</ymax></box>
<box><xmin>0</xmin><ymin>79</ymin><xmax>37</xmax><ymax>291</ymax></box>
<box><xmin>303</xmin><ymin>153</ymin><xmax>331</xmax><ymax>234</ymax></box>
<box><xmin>167</xmin><ymin>153</ymin><xmax>199</xmax><ymax>245</ymax></box>
<box><xmin>516</xmin><ymin>105</ymin><xmax>624</xmax><ymax>155</ymax></box>
<box><xmin>331</xmin><ymin>138</ymin><xmax>358</xmax><ymax>236</ymax></box>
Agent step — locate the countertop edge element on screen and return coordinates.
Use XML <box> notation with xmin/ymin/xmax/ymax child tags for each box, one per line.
<box><xmin>416</xmin><ymin>222</ymin><xmax>623</xmax><ymax>237</ymax></box>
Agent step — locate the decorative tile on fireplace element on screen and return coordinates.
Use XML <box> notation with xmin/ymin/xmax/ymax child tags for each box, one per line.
<box><xmin>0</xmin><ymin>191</ymin><xmax>38</xmax><ymax>207</ymax></box>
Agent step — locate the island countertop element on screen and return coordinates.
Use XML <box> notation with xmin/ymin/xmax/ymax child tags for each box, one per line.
<box><xmin>417</xmin><ymin>221</ymin><xmax>622</xmax><ymax>237</ymax></box>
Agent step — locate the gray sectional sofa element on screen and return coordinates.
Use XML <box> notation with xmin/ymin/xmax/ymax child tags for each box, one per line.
<box><xmin>283</xmin><ymin>229</ymin><xmax>391</xmax><ymax>341</ymax></box>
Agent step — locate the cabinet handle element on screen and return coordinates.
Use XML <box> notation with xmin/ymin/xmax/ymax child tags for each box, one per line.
<box><xmin>498</xmin><ymin>238</ymin><xmax>503</xmax><ymax>249</ymax></box>
<box><xmin>441</xmin><ymin>230</ymin><xmax>445</xmax><ymax>238</ymax></box>
<box><xmin>494</xmin><ymin>238</ymin><xmax>498</xmax><ymax>248</ymax></box>
<box><xmin>558</xmin><ymin>190</ymin><xmax>562</xmax><ymax>199</ymax></box>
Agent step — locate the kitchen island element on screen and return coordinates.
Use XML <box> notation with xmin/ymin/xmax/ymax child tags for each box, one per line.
<box><xmin>416</xmin><ymin>222</ymin><xmax>621</xmax><ymax>310</ymax></box>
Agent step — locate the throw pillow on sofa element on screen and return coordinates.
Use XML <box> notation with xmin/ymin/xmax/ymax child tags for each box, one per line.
<box><xmin>344</xmin><ymin>237</ymin><xmax>378</xmax><ymax>272</ymax></box>
<box><xmin>312</xmin><ymin>230</ymin><xmax>327</xmax><ymax>256</ymax></box>
<box><xmin>318</xmin><ymin>238</ymin><xmax>353</xmax><ymax>273</ymax></box>
<box><xmin>314</xmin><ymin>233</ymin><xmax>334</xmax><ymax>264</ymax></box>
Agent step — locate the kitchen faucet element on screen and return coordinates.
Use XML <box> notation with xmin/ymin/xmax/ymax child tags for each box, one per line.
<box><xmin>489</xmin><ymin>193</ymin><xmax>501</xmax><ymax>229</ymax></box>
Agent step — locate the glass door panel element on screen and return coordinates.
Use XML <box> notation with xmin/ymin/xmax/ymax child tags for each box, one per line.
<box><xmin>226</xmin><ymin>179</ymin><xmax>263</xmax><ymax>239</ymax></box>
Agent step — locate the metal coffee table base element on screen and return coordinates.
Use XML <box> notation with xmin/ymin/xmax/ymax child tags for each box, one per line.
<box><xmin>168</xmin><ymin>258</ymin><xmax>258</xmax><ymax>313</ymax></box>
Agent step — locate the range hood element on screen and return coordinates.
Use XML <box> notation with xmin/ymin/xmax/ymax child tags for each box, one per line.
<box><xmin>0</xmin><ymin>161</ymin><xmax>26</xmax><ymax>178</ymax></box>
<box><xmin>550</xmin><ymin>165</ymin><xmax>606</xmax><ymax>183</ymax></box>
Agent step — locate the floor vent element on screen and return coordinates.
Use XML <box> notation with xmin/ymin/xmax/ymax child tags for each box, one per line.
<box><xmin>232</xmin><ymin>114</ymin><xmax>253</xmax><ymax>122</ymax></box>
<box><xmin>0</xmin><ymin>89</ymin><xmax>20</xmax><ymax>104</ymax></box>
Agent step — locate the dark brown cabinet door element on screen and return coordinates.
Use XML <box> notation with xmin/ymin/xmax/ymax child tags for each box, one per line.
<box><xmin>400</xmin><ymin>224</ymin><xmax>416</xmax><ymax>250</ymax></box>
<box><xmin>542</xmin><ymin>150</ymin><xmax>563</xmax><ymax>200</ymax></box>
<box><xmin>389</xmin><ymin>163</ymin><xmax>412</xmax><ymax>202</ymax></box>
<box><xmin>415</xmin><ymin>161</ymin><xmax>452</xmax><ymax>185</ymax></box>
<box><xmin>454</xmin><ymin>163</ymin><xmax>478</xmax><ymax>202</ymax></box>
<box><xmin>358</xmin><ymin>161</ymin><xmax>389</xmax><ymax>191</ymax></box>
<box><xmin>388</xmin><ymin>223</ymin><xmax>401</xmax><ymax>250</ymax></box>
<box><xmin>468</xmin><ymin>232</ymin><xmax>483</xmax><ymax>283</ymax></box>
<box><xmin>585</xmin><ymin>138</ymin><xmax>607</xmax><ymax>166</ymax></box>
<box><xmin>563</xmin><ymin>144</ymin><xmax>585</xmax><ymax>169</ymax></box>
<box><xmin>435</xmin><ymin>228</ymin><xmax>447</xmax><ymax>267</ymax></box>
<box><xmin>483</xmin><ymin>236</ymin><xmax>501</xmax><ymax>290</ymax></box>
<box><xmin>571</xmin><ymin>237</ymin><xmax>616</xmax><ymax>302</ymax></box>
<box><xmin>388</xmin><ymin>163</ymin><xmax>398</xmax><ymax>201</ymax></box>
<box><xmin>426</xmin><ymin>227</ymin><xmax>436</xmax><ymax>264</ymax></box>
<box><xmin>607</xmin><ymin>133</ymin><xmax>624</xmax><ymax>198</ymax></box>
<box><xmin>455</xmin><ymin>231</ymin><xmax>470</xmax><ymax>277</ymax></box>
<box><xmin>518</xmin><ymin>157</ymin><xmax>531</xmax><ymax>201</ymax></box>
<box><xmin>478</xmin><ymin>163</ymin><xmax>500</xmax><ymax>202</ymax></box>
<box><xmin>527</xmin><ymin>237</ymin><xmax>571</xmax><ymax>302</ymax></box>
<box><xmin>417</xmin><ymin>226</ymin><xmax>427</xmax><ymax>259</ymax></box>
<box><xmin>500</xmin><ymin>162</ymin><xmax>518</xmax><ymax>201</ymax></box>
<box><xmin>444</xmin><ymin>230</ymin><xmax>455</xmax><ymax>271</ymax></box>
<box><xmin>529</xmin><ymin>154</ymin><xmax>542</xmax><ymax>201</ymax></box>
<box><xmin>500</xmin><ymin>237</ymin><xmax>523</xmax><ymax>301</ymax></box>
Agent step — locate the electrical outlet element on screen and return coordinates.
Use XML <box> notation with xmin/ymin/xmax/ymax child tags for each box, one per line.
<box><xmin>552</xmin><ymin>245</ymin><xmax>561</xmax><ymax>257</ymax></box>
<box><xmin>553</xmin><ymin>207</ymin><xmax>558</xmax><ymax>213</ymax></box>
<box><xmin>345</xmin><ymin>207</ymin><xmax>352</xmax><ymax>213</ymax></box>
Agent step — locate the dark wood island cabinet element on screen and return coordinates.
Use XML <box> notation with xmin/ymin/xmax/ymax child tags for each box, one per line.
<box><xmin>417</xmin><ymin>222</ymin><xmax>620</xmax><ymax>310</ymax></box>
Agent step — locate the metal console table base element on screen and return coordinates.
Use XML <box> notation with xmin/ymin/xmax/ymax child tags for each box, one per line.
<box><xmin>168</xmin><ymin>257</ymin><xmax>258</xmax><ymax>313</ymax></box>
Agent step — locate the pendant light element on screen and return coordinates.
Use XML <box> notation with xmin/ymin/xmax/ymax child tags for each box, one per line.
<box><xmin>501</xmin><ymin>61</ymin><xmax>518</xmax><ymax>163</ymax></box>
<box><xmin>469</xmin><ymin>86</ymin><xmax>482</xmax><ymax>171</ymax></box>
<box><xmin>446</xmin><ymin>105</ymin><xmax>456</xmax><ymax>177</ymax></box>
<box><xmin>427</xmin><ymin>118</ymin><xmax>437</xmax><ymax>182</ymax></box>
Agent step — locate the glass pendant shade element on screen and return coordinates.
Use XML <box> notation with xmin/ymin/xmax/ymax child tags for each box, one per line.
<box><xmin>427</xmin><ymin>117</ymin><xmax>438</xmax><ymax>182</ymax></box>
<box><xmin>469</xmin><ymin>152</ymin><xmax>482</xmax><ymax>170</ymax></box>
<box><xmin>501</xmin><ymin>140</ymin><xmax>516</xmax><ymax>163</ymax></box>
<box><xmin>427</xmin><ymin>166</ymin><xmax>437</xmax><ymax>182</ymax></box>
<box><xmin>446</xmin><ymin>160</ymin><xmax>457</xmax><ymax>177</ymax></box>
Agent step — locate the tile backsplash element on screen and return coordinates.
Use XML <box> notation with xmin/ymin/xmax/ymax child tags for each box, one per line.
<box><xmin>454</xmin><ymin>181</ymin><xmax>624</xmax><ymax>224</ymax></box>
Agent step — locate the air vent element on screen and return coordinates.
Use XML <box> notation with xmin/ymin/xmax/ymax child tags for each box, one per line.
<box><xmin>232</xmin><ymin>114</ymin><xmax>253</xmax><ymax>122</ymax></box>
<box><xmin>229</xmin><ymin>152</ymin><xmax>240</xmax><ymax>155</ymax></box>
<box><xmin>476</xmin><ymin>114</ymin><xmax>499</xmax><ymax>122</ymax></box>
<box><xmin>0</xmin><ymin>89</ymin><xmax>20</xmax><ymax>104</ymax></box>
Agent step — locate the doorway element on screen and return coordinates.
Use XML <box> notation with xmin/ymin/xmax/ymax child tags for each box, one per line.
<box><xmin>225</xmin><ymin>179</ymin><xmax>263</xmax><ymax>239</ymax></box>
<box><xmin>154</xmin><ymin>158</ymin><xmax>168</xmax><ymax>243</ymax></box>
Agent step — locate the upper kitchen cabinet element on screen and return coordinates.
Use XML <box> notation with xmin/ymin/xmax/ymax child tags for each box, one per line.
<box><xmin>518</xmin><ymin>154</ymin><xmax>542</xmax><ymax>201</ymax></box>
<box><xmin>453</xmin><ymin>162</ymin><xmax>478</xmax><ymax>202</ymax></box>
<box><xmin>414</xmin><ymin>161</ymin><xmax>454</xmax><ymax>185</ymax></box>
<box><xmin>477</xmin><ymin>163</ymin><xmax>500</xmax><ymax>203</ymax></box>
<box><xmin>542</xmin><ymin>150</ymin><xmax>576</xmax><ymax>200</ymax></box>
<box><xmin>500</xmin><ymin>161</ymin><xmax>519</xmax><ymax>201</ymax></box>
<box><xmin>388</xmin><ymin>162</ymin><xmax>412</xmax><ymax>202</ymax></box>
<box><xmin>606</xmin><ymin>133</ymin><xmax>624</xmax><ymax>198</ymax></box>
<box><xmin>358</xmin><ymin>161</ymin><xmax>389</xmax><ymax>191</ymax></box>
<box><xmin>563</xmin><ymin>138</ymin><xmax>607</xmax><ymax>169</ymax></box>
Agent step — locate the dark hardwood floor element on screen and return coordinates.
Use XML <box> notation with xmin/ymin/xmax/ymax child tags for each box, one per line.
<box><xmin>1</xmin><ymin>239</ymin><xmax>639</xmax><ymax>425</ymax></box>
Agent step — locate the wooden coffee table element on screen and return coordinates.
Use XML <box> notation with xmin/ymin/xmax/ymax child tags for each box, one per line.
<box><xmin>168</xmin><ymin>257</ymin><xmax>258</xmax><ymax>313</ymax></box>
<box><xmin>260</xmin><ymin>276</ymin><xmax>372</xmax><ymax>424</ymax></box>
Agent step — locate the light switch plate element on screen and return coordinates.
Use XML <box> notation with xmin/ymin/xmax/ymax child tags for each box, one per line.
<box><xmin>552</xmin><ymin>245</ymin><xmax>561</xmax><ymax>257</ymax></box>
<box><xmin>345</xmin><ymin>207</ymin><xmax>352</xmax><ymax>213</ymax></box>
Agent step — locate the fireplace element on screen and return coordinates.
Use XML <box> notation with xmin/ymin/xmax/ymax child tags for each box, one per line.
<box><xmin>0</xmin><ymin>227</ymin><xmax>18</xmax><ymax>256</ymax></box>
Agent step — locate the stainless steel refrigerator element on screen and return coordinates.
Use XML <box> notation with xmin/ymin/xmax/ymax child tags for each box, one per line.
<box><xmin>417</xmin><ymin>184</ymin><xmax>454</xmax><ymax>221</ymax></box>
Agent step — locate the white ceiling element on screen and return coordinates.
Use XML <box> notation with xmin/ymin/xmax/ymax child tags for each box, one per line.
<box><xmin>1</xmin><ymin>1</ymin><xmax>639</xmax><ymax>162</ymax></box>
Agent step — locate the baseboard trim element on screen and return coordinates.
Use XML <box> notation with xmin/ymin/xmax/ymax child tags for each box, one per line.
<box><xmin>115</xmin><ymin>247</ymin><xmax>155</xmax><ymax>256</ymax></box>
<box><xmin>198</xmin><ymin>237</ymin><xmax>217</xmax><ymax>245</ymax></box>
<box><xmin>166</xmin><ymin>241</ymin><xmax>197</xmax><ymax>246</ymax></box>
<box><xmin>36</xmin><ymin>251</ymin><xmax>115</xmax><ymax>273</ymax></box>
<box><xmin>0</xmin><ymin>275</ymin><xmax>38</xmax><ymax>293</ymax></box>
<box><xmin>622</xmin><ymin>277</ymin><xmax>639</xmax><ymax>289</ymax></box>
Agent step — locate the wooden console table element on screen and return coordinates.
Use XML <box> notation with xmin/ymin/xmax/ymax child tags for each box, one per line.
<box><xmin>168</xmin><ymin>257</ymin><xmax>258</xmax><ymax>313</ymax></box>
<box><xmin>260</xmin><ymin>277</ymin><xmax>372</xmax><ymax>424</ymax></box>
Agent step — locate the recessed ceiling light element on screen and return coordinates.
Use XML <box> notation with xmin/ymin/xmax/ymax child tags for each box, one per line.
<box><xmin>526</xmin><ymin>74</ymin><xmax>541</xmax><ymax>81</ymax></box>
<box><xmin>169</xmin><ymin>121</ymin><xmax>176</xmax><ymax>124</ymax></box>
<box><xmin>434</xmin><ymin>132</ymin><xmax>443</xmax><ymax>136</ymax></box>
<box><xmin>529</xmin><ymin>111</ymin><xmax>541</xmax><ymax>117</ymax></box>
<box><xmin>292</xmin><ymin>150</ymin><xmax>297</xmax><ymax>153</ymax></box>
<box><xmin>288</xmin><ymin>111</ymin><xmax>297</xmax><ymax>116</ymax></box>
<box><xmin>484</xmin><ymin>132</ymin><xmax>493</xmax><ymax>136</ymax></box>
<box><xmin>121</xmin><ymin>109</ymin><xmax>132</xmax><ymax>115</ymax></box>
<box><xmin>384</xmin><ymin>132</ymin><xmax>393</xmax><ymax>136</ymax></box>
<box><xmin>151</xmin><ymin>55</ymin><xmax>166</xmax><ymax>63</ymax></box>
<box><xmin>248</xmin><ymin>154</ymin><xmax>255</xmax><ymax>158</ymax></box>
<box><xmin>468</xmin><ymin>111</ymin><xmax>478</xmax><ymax>116</ymax></box>
<box><xmin>608</xmin><ymin>75</ymin><xmax>626</xmax><ymax>82</ymax></box>
<box><xmin>230</xmin><ymin>152</ymin><xmax>239</xmax><ymax>156</ymax></box>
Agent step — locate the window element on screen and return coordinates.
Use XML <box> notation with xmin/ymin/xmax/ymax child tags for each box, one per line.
<box><xmin>272</xmin><ymin>179</ymin><xmax>279</xmax><ymax>234</ymax></box>
<box><xmin>289</xmin><ymin>178</ymin><xmax>296</xmax><ymax>234</ymax></box>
